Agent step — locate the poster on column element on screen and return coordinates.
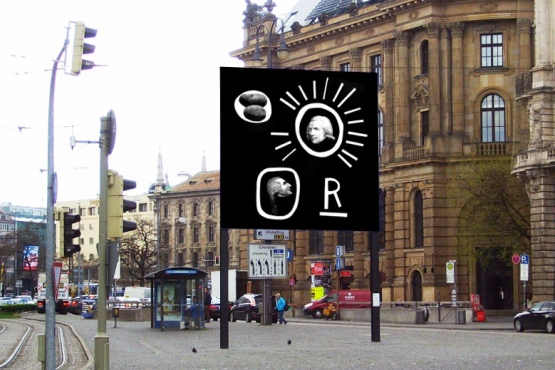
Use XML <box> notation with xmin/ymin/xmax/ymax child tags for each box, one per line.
<box><xmin>220</xmin><ymin>67</ymin><xmax>379</xmax><ymax>231</ymax></box>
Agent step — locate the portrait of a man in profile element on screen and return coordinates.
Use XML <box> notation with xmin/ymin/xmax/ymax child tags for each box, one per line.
<box><xmin>305</xmin><ymin>115</ymin><xmax>336</xmax><ymax>151</ymax></box>
<box><xmin>267</xmin><ymin>177</ymin><xmax>293</xmax><ymax>215</ymax></box>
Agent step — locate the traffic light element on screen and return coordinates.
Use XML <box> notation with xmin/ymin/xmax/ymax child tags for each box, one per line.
<box><xmin>107</xmin><ymin>170</ymin><xmax>137</xmax><ymax>239</ymax></box>
<box><xmin>214</xmin><ymin>256</ymin><xmax>220</xmax><ymax>266</ymax></box>
<box><xmin>65</xmin><ymin>21</ymin><xmax>97</xmax><ymax>75</ymax></box>
<box><xmin>56</xmin><ymin>209</ymin><xmax>81</xmax><ymax>258</ymax></box>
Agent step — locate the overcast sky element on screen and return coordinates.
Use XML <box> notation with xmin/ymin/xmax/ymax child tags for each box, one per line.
<box><xmin>0</xmin><ymin>0</ymin><xmax>298</xmax><ymax>208</ymax></box>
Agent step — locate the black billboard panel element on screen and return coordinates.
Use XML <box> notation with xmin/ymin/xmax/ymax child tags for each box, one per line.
<box><xmin>220</xmin><ymin>67</ymin><xmax>378</xmax><ymax>232</ymax></box>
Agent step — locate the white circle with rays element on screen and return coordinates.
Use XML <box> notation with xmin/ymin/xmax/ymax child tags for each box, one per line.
<box><xmin>295</xmin><ymin>102</ymin><xmax>344</xmax><ymax>158</ymax></box>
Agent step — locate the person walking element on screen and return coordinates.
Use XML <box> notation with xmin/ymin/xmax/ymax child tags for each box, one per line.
<box><xmin>276</xmin><ymin>293</ymin><xmax>287</xmax><ymax>325</ymax></box>
<box><xmin>204</xmin><ymin>287</ymin><xmax>212</xmax><ymax>323</ymax></box>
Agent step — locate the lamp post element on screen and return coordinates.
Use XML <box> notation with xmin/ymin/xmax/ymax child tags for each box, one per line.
<box><xmin>251</xmin><ymin>16</ymin><xmax>290</xmax><ymax>69</ymax></box>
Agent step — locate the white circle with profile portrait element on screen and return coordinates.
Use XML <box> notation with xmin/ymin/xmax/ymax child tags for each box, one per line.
<box><xmin>295</xmin><ymin>103</ymin><xmax>344</xmax><ymax>158</ymax></box>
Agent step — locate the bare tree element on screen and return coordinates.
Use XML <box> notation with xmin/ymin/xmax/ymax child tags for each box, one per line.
<box><xmin>448</xmin><ymin>158</ymin><xmax>530</xmax><ymax>266</ymax></box>
<box><xmin>119</xmin><ymin>215</ymin><xmax>162</xmax><ymax>287</ymax></box>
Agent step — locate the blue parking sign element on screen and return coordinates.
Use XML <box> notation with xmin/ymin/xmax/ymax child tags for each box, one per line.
<box><xmin>521</xmin><ymin>255</ymin><xmax>529</xmax><ymax>264</ymax></box>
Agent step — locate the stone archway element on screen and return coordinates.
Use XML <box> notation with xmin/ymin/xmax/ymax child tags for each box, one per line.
<box><xmin>411</xmin><ymin>271</ymin><xmax>423</xmax><ymax>301</ymax></box>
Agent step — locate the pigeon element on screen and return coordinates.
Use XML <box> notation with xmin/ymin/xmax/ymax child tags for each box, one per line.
<box><xmin>287</xmin><ymin>339</ymin><xmax>291</xmax><ymax>345</ymax></box>
<box><xmin>192</xmin><ymin>347</ymin><xmax>197</xmax><ymax>353</ymax></box>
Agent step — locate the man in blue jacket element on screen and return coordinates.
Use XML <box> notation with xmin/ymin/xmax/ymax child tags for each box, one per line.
<box><xmin>276</xmin><ymin>293</ymin><xmax>287</xmax><ymax>325</ymax></box>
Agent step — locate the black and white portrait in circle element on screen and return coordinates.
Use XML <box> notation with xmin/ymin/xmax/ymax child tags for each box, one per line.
<box><xmin>256</xmin><ymin>168</ymin><xmax>300</xmax><ymax>220</ymax></box>
<box><xmin>267</xmin><ymin>177</ymin><xmax>293</xmax><ymax>215</ymax></box>
<box><xmin>234</xmin><ymin>90</ymin><xmax>272</xmax><ymax>123</ymax></box>
<box><xmin>306</xmin><ymin>115</ymin><xmax>336</xmax><ymax>150</ymax></box>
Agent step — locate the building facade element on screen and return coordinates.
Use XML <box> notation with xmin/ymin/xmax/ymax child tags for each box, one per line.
<box><xmin>226</xmin><ymin>0</ymin><xmax>535</xmax><ymax>309</ymax></box>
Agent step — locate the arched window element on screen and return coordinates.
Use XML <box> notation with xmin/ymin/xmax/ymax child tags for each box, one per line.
<box><xmin>421</xmin><ymin>40</ymin><xmax>429</xmax><ymax>74</ymax></box>
<box><xmin>414</xmin><ymin>190</ymin><xmax>423</xmax><ymax>248</ymax></box>
<box><xmin>481</xmin><ymin>94</ymin><xmax>506</xmax><ymax>142</ymax></box>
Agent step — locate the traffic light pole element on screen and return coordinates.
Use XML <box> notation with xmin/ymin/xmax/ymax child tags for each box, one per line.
<box><xmin>95</xmin><ymin>115</ymin><xmax>111</xmax><ymax>370</ymax></box>
<box><xmin>45</xmin><ymin>41</ymin><xmax>68</xmax><ymax>370</ymax></box>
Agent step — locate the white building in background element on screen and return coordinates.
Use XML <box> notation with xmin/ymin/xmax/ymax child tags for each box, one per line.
<box><xmin>56</xmin><ymin>194</ymin><xmax>156</xmax><ymax>261</ymax></box>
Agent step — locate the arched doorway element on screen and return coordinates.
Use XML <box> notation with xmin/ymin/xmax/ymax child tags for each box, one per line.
<box><xmin>411</xmin><ymin>271</ymin><xmax>423</xmax><ymax>301</ymax></box>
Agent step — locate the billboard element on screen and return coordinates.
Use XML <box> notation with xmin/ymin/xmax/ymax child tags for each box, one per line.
<box><xmin>220</xmin><ymin>67</ymin><xmax>379</xmax><ymax>231</ymax></box>
<box><xmin>23</xmin><ymin>245</ymin><xmax>39</xmax><ymax>271</ymax></box>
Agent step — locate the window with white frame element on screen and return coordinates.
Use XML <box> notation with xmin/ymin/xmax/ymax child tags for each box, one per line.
<box><xmin>481</xmin><ymin>33</ymin><xmax>503</xmax><ymax>67</ymax></box>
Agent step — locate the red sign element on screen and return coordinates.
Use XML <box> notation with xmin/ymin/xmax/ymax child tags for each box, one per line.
<box><xmin>340</xmin><ymin>270</ymin><xmax>352</xmax><ymax>277</ymax></box>
<box><xmin>512</xmin><ymin>254</ymin><xmax>521</xmax><ymax>265</ymax></box>
<box><xmin>311</xmin><ymin>263</ymin><xmax>324</xmax><ymax>275</ymax></box>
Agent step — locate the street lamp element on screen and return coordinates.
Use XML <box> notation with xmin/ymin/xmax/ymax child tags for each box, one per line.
<box><xmin>252</xmin><ymin>17</ymin><xmax>290</xmax><ymax>68</ymax></box>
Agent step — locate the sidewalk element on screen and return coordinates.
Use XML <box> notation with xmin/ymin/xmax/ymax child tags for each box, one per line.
<box><xmin>286</xmin><ymin>312</ymin><xmax>514</xmax><ymax>331</ymax></box>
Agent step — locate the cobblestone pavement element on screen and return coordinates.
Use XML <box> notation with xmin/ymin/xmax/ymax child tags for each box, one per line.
<box><xmin>6</xmin><ymin>313</ymin><xmax>555</xmax><ymax>370</ymax></box>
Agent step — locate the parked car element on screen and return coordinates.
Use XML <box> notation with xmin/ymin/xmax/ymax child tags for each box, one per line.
<box><xmin>514</xmin><ymin>301</ymin><xmax>555</xmax><ymax>333</ymax></box>
<box><xmin>0</xmin><ymin>297</ymin><xmax>14</xmax><ymax>306</ymax></box>
<box><xmin>209</xmin><ymin>297</ymin><xmax>234</xmax><ymax>321</ymax></box>
<box><xmin>74</xmin><ymin>298</ymin><xmax>97</xmax><ymax>315</ymax></box>
<box><xmin>303</xmin><ymin>290</ymin><xmax>371</xmax><ymax>319</ymax></box>
<box><xmin>230</xmin><ymin>293</ymin><xmax>277</xmax><ymax>323</ymax></box>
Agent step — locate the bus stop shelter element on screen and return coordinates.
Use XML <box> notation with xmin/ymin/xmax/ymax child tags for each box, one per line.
<box><xmin>145</xmin><ymin>267</ymin><xmax>207</xmax><ymax>330</ymax></box>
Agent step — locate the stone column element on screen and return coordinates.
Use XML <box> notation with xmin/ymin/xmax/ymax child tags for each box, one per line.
<box><xmin>525</xmin><ymin>169</ymin><xmax>555</xmax><ymax>301</ymax></box>
<box><xmin>350</xmin><ymin>47</ymin><xmax>362</xmax><ymax>72</ymax></box>
<box><xmin>425</xmin><ymin>22</ymin><xmax>441</xmax><ymax>136</ymax></box>
<box><xmin>517</xmin><ymin>19</ymin><xmax>532</xmax><ymax>71</ymax></box>
<box><xmin>440</xmin><ymin>24</ymin><xmax>452</xmax><ymax>134</ymax></box>
<box><xmin>394</xmin><ymin>31</ymin><xmax>411</xmax><ymax>144</ymax></box>
<box><xmin>382</xmin><ymin>40</ymin><xmax>395</xmax><ymax>140</ymax></box>
<box><xmin>449</xmin><ymin>22</ymin><xmax>465</xmax><ymax>135</ymax></box>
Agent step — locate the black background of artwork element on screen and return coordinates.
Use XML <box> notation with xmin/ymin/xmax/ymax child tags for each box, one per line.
<box><xmin>220</xmin><ymin>67</ymin><xmax>378</xmax><ymax>231</ymax></box>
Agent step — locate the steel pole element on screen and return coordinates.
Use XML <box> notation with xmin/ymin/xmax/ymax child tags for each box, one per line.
<box><xmin>95</xmin><ymin>115</ymin><xmax>110</xmax><ymax>369</ymax></box>
<box><xmin>45</xmin><ymin>41</ymin><xmax>67</xmax><ymax>370</ymax></box>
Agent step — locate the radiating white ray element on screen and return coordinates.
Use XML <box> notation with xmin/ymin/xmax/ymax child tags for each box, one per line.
<box><xmin>344</xmin><ymin>107</ymin><xmax>361</xmax><ymax>115</ymax></box>
<box><xmin>323</xmin><ymin>78</ymin><xmax>329</xmax><ymax>99</ymax></box>
<box><xmin>341</xmin><ymin>149</ymin><xmax>358</xmax><ymax>161</ymax></box>
<box><xmin>282</xmin><ymin>148</ymin><xmax>296</xmax><ymax>161</ymax></box>
<box><xmin>338</xmin><ymin>154</ymin><xmax>352</xmax><ymax>168</ymax></box>
<box><xmin>286</xmin><ymin>91</ymin><xmax>300</xmax><ymax>105</ymax></box>
<box><xmin>275</xmin><ymin>141</ymin><xmax>292</xmax><ymax>150</ymax></box>
<box><xmin>346</xmin><ymin>140</ymin><xmax>364</xmax><ymax>147</ymax></box>
<box><xmin>348</xmin><ymin>119</ymin><xmax>364</xmax><ymax>124</ymax></box>
<box><xmin>313</xmin><ymin>80</ymin><xmax>317</xmax><ymax>99</ymax></box>
<box><xmin>298</xmin><ymin>85</ymin><xmax>308</xmax><ymax>101</ymax></box>
<box><xmin>280</xmin><ymin>98</ymin><xmax>296</xmax><ymax>110</ymax></box>
<box><xmin>271</xmin><ymin>132</ymin><xmax>289</xmax><ymax>136</ymax></box>
<box><xmin>338</xmin><ymin>88</ymin><xmax>356</xmax><ymax>108</ymax></box>
<box><xmin>348</xmin><ymin>131</ymin><xmax>367</xmax><ymax>137</ymax></box>
<box><xmin>332</xmin><ymin>83</ymin><xmax>344</xmax><ymax>103</ymax></box>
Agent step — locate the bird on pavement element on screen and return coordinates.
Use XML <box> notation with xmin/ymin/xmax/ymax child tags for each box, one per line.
<box><xmin>287</xmin><ymin>339</ymin><xmax>291</xmax><ymax>345</ymax></box>
<box><xmin>192</xmin><ymin>347</ymin><xmax>197</xmax><ymax>353</ymax></box>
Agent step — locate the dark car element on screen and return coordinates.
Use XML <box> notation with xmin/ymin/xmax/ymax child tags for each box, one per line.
<box><xmin>209</xmin><ymin>297</ymin><xmax>233</xmax><ymax>321</ymax></box>
<box><xmin>514</xmin><ymin>301</ymin><xmax>555</xmax><ymax>333</ymax></box>
<box><xmin>230</xmin><ymin>293</ymin><xmax>277</xmax><ymax>323</ymax></box>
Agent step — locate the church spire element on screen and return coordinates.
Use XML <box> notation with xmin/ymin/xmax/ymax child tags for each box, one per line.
<box><xmin>202</xmin><ymin>151</ymin><xmax>206</xmax><ymax>172</ymax></box>
<box><xmin>154</xmin><ymin>148</ymin><xmax>165</xmax><ymax>193</ymax></box>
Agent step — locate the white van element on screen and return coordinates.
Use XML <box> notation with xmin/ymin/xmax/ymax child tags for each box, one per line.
<box><xmin>123</xmin><ymin>287</ymin><xmax>151</xmax><ymax>306</ymax></box>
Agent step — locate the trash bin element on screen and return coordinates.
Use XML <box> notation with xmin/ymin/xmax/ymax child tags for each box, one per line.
<box><xmin>457</xmin><ymin>310</ymin><xmax>466</xmax><ymax>325</ymax></box>
<box><xmin>415</xmin><ymin>309</ymin><xmax>426</xmax><ymax>324</ymax></box>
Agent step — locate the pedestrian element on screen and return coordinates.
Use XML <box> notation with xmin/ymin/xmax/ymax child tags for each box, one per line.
<box><xmin>275</xmin><ymin>293</ymin><xmax>287</xmax><ymax>325</ymax></box>
<box><xmin>204</xmin><ymin>287</ymin><xmax>212</xmax><ymax>323</ymax></box>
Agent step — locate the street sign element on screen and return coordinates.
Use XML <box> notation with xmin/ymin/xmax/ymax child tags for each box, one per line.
<box><xmin>254</xmin><ymin>229</ymin><xmax>290</xmax><ymax>241</ymax></box>
<box><xmin>512</xmin><ymin>253</ymin><xmax>521</xmax><ymax>264</ymax></box>
<box><xmin>336</xmin><ymin>245</ymin><xmax>344</xmax><ymax>257</ymax></box>
<box><xmin>520</xmin><ymin>254</ymin><xmax>529</xmax><ymax>282</ymax></box>
<box><xmin>248</xmin><ymin>244</ymin><xmax>287</xmax><ymax>279</ymax></box>
<box><xmin>340</xmin><ymin>270</ymin><xmax>352</xmax><ymax>277</ymax></box>
<box><xmin>287</xmin><ymin>249</ymin><xmax>293</xmax><ymax>261</ymax></box>
<box><xmin>53</xmin><ymin>261</ymin><xmax>63</xmax><ymax>301</ymax></box>
<box><xmin>335</xmin><ymin>257</ymin><xmax>344</xmax><ymax>271</ymax></box>
<box><xmin>446</xmin><ymin>261</ymin><xmax>455</xmax><ymax>284</ymax></box>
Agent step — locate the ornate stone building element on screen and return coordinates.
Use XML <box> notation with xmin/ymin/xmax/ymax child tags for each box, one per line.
<box><xmin>226</xmin><ymin>0</ymin><xmax>535</xmax><ymax>309</ymax></box>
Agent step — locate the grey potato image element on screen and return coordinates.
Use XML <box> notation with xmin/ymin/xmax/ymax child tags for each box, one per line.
<box><xmin>267</xmin><ymin>177</ymin><xmax>293</xmax><ymax>215</ymax></box>
<box><xmin>306</xmin><ymin>115</ymin><xmax>335</xmax><ymax>144</ymax></box>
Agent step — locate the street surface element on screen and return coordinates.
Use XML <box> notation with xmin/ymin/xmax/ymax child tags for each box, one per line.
<box><xmin>6</xmin><ymin>312</ymin><xmax>555</xmax><ymax>370</ymax></box>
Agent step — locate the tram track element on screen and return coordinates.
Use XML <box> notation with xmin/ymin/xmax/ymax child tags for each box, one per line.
<box><xmin>0</xmin><ymin>316</ymin><xmax>92</xmax><ymax>369</ymax></box>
